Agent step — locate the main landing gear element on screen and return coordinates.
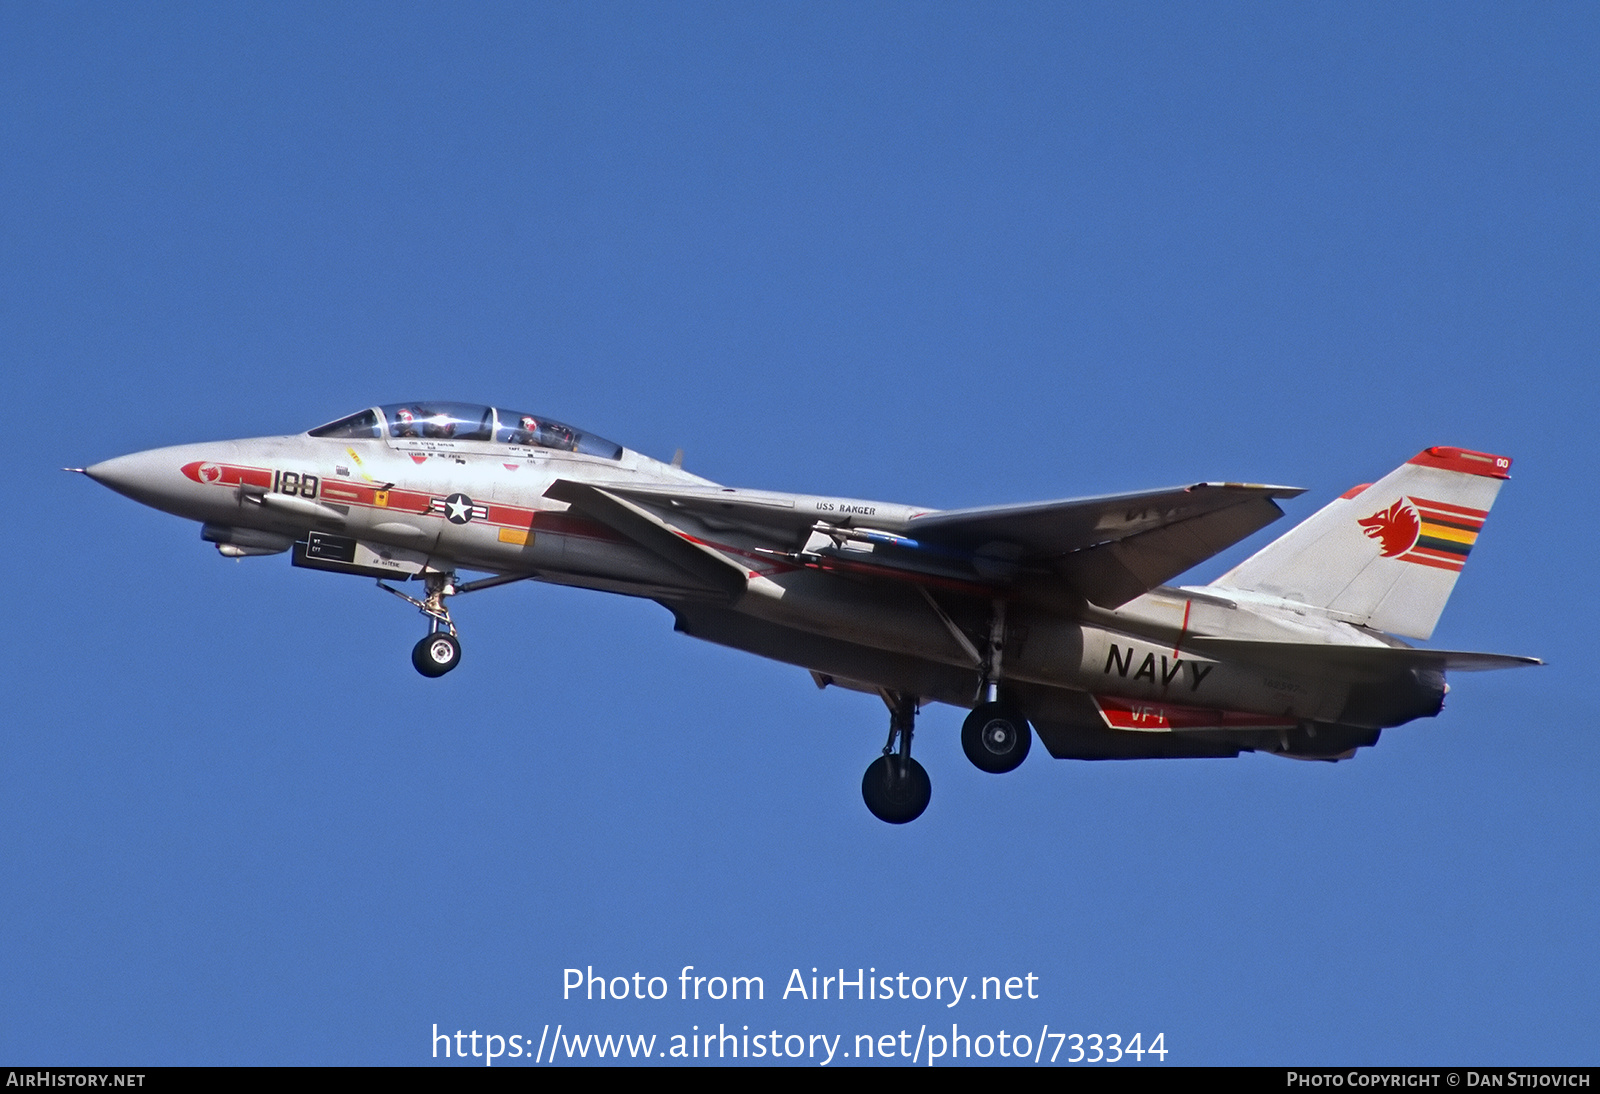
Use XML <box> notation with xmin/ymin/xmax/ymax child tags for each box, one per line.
<box><xmin>857</xmin><ymin>599</ymin><xmax>1035</xmax><ymax>824</ymax></box>
<box><xmin>862</xmin><ymin>691</ymin><xmax>931</xmax><ymax>824</ymax></box>
<box><xmin>960</xmin><ymin>597</ymin><xmax>1032</xmax><ymax>774</ymax></box>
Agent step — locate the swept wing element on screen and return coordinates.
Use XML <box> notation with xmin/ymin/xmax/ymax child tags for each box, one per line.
<box><xmin>908</xmin><ymin>483</ymin><xmax>1303</xmax><ymax>607</ymax></box>
<box><xmin>553</xmin><ymin>478</ymin><xmax>1304</xmax><ymax>609</ymax></box>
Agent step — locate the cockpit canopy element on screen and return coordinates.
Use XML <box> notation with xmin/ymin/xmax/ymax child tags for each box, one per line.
<box><xmin>308</xmin><ymin>403</ymin><xmax>624</xmax><ymax>460</ymax></box>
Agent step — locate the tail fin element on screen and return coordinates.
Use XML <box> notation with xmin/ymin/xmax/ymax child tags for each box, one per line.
<box><xmin>1209</xmin><ymin>446</ymin><xmax>1511</xmax><ymax>639</ymax></box>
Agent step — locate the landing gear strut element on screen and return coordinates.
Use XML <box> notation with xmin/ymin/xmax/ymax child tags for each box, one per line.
<box><xmin>862</xmin><ymin>691</ymin><xmax>930</xmax><ymax>824</ymax></box>
<box><xmin>960</xmin><ymin>597</ymin><xmax>1032</xmax><ymax>774</ymax></box>
<box><xmin>381</xmin><ymin>571</ymin><xmax>463</xmax><ymax>678</ymax></box>
<box><xmin>378</xmin><ymin>570</ymin><xmax>536</xmax><ymax>677</ymax></box>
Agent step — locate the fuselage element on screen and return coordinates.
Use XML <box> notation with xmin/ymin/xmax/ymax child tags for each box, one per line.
<box><xmin>85</xmin><ymin>403</ymin><xmax>1435</xmax><ymax>747</ymax></box>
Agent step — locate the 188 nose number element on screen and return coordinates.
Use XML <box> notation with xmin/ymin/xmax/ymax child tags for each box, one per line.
<box><xmin>272</xmin><ymin>469</ymin><xmax>320</xmax><ymax>499</ymax></box>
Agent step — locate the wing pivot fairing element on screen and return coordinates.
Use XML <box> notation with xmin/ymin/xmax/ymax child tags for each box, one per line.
<box><xmin>543</xmin><ymin>479</ymin><xmax>751</xmax><ymax>601</ymax></box>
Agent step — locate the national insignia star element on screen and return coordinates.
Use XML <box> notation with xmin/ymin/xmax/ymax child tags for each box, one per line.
<box><xmin>445</xmin><ymin>494</ymin><xmax>474</xmax><ymax>523</ymax></box>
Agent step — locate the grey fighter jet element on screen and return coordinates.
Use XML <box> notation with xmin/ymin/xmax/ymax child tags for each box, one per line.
<box><xmin>76</xmin><ymin>402</ymin><xmax>1539</xmax><ymax>823</ymax></box>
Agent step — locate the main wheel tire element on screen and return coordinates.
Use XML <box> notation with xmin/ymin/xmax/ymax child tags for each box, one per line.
<box><xmin>861</xmin><ymin>755</ymin><xmax>931</xmax><ymax>824</ymax></box>
<box><xmin>412</xmin><ymin>632</ymin><xmax>461</xmax><ymax>677</ymax></box>
<box><xmin>961</xmin><ymin>703</ymin><xmax>1032</xmax><ymax>773</ymax></box>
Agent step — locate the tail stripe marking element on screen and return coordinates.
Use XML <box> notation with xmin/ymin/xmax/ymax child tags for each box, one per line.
<box><xmin>1418</xmin><ymin>520</ymin><xmax>1482</xmax><ymax>539</ymax></box>
<box><xmin>1411</xmin><ymin>541</ymin><xmax>1471</xmax><ymax>561</ymax></box>
<box><xmin>1406</xmin><ymin>550</ymin><xmax>1467</xmax><ymax>570</ymax></box>
<box><xmin>1357</xmin><ymin>495</ymin><xmax>1486</xmax><ymax>573</ymax></box>
<box><xmin>1398</xmin><ymin>552</ymin><xmax>1468</xmax><ymax>573</ymax></box>
<box><xmin>1417</xmin><ymin>527</ymin><xmax>1475</xmax><ymax>548</ymax></box>
<box><xmin>1403</xmin><ymin>495</ymin><xmax>1485</xmax><ymax>570</ymax></box>
<box><xmin>1411</xmin><ymin>498</ymin><xmax>1489</xmax><ymax>520</ymax></box>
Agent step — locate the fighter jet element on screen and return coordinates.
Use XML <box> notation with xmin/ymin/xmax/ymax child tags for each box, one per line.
<box><xmin>75</xmin><ymin>402</ymin><xmax>1539</xmax><ymax>823</ymax></box>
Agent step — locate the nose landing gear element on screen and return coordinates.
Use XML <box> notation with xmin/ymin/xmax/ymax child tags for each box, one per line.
<box><xmin>381</xmin><ymin>571</ymin><xmax>463</xmax><ymax>677</ymax></box>
<box><xmin>378</xmin><ymin>570</ymin><xmax>536</xmax><ymax>677</ymax></box>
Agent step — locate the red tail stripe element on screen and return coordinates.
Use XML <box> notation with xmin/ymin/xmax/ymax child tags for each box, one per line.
<box><xmin>1397</xmin><ymin>550</ymin><xmax>1465</xmax><ymax>572</ymax></box>
<box><xmin>1409</xmin><ymin>496</ymin><xmax>1489</xmax><ymax>520</ymax></box>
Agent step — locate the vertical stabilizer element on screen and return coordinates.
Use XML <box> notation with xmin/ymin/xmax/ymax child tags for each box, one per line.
<box><xmin>1209</xmin><ymin>447</ymin><xmax>1510</xmax><ymax>639</ymax></box>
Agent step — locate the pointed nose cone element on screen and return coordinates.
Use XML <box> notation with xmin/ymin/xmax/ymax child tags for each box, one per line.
<box><xmin>85</xmin><ymin>449</ymin><xmax>176</xmax><ymax>506</ymax></box>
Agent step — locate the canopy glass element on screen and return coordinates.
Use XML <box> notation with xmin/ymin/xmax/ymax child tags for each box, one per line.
<box><xmin>308</xmin><ymin>403</ymin><xmax>624</xmax><ymax>459</ymax></box>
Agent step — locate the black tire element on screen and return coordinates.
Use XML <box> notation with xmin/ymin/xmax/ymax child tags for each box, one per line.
<box><xmin>412</xmin><ymin>632</ymin><xmax>461</xmax><ymax>677</ymax></box>
<box><xmin>961</xmin><ymin>703</ymin><xmax>1032</xmax><ymax>773</ymax></box>
<box><xmin>861</xmin><ymin>755</ymin><xmax>931</xmax><ymax>824</ymax></box>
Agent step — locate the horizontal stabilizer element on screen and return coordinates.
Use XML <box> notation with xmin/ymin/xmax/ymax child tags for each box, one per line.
<box><xmin>1183</xmin><ymin>636</ymin><xmax>1542</xmax><ymax>678</ymax></box>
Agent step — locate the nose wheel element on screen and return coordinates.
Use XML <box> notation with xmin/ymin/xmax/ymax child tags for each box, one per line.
<box><xmin>412</xmin><ymin>631</ymin><xmax>461</xmax><ymax>677</ymax></box>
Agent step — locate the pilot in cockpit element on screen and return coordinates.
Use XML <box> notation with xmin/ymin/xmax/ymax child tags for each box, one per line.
<box><xmin>514</xmin><ymin>415</ymin><xmax>540</xmax><ymax>446</ymax></box>
<box><xmin>393</xmin><ymin>407</ymin><xmax>419</xmax><ymax>437</ymax></box>
<box><xmin>544</xmin><ymin>422</ymin><xmax>577</xmax><ymax>451</ymax></box>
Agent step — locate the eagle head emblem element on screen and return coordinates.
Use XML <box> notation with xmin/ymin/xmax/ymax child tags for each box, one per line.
<box><xmin>1358</xmin><ymin>498</ymin><xmax>1420</xmax><ymax>557</ymax></box>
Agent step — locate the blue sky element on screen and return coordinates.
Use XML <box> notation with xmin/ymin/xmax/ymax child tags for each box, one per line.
<box><xmin>3</xmin><ymin>2</ymin><xmax>1596</xmax><ymax>1065</ymax></box>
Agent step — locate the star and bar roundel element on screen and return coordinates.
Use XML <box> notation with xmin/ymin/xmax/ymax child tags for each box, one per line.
<box><xmin>1357</xmin><ymin>496</ymin><xmax>1486</xmax><ymax>573</ymax></box>
<box><xmin>431</xmin><ymin>493</ymin><xmax>489</xmax><ymax>525</ymax></box>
